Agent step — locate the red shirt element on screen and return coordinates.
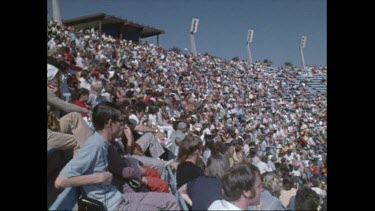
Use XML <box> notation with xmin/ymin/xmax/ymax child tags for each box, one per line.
<box><xmin>312</xmin><ymin>165</ymin><xmax>319</xmax><ymax>175</ymax></box>
<box><xmin>73</xmin><ymin>100</ymin><xmax>88</xmax><ymax>117</ymax></box>
<box><xmin>70</xmin><ymin>65</ymin><xmax>83</xmax><ymax>72</ymax></box>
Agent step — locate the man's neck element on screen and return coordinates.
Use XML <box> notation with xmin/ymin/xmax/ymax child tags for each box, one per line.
<box><xmin>229</xmin><ymin>198</ymin><xmax>247</xmax><ymax>210</ymax></box>
<box><xmin>97</xmin><ymin>129</ymin><xmax>112</xmax><ymax>142</ymax></box>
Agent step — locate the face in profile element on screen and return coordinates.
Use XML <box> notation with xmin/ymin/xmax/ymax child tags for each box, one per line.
<box><xmin>248</xmin><ymin>173</ymin><xmax>263</xmax><ymax>206</ymax></box>
<box><xmin>112</xmin><ymin>117</ymin><xmax>125</xmax><ymax>138</ymax></box>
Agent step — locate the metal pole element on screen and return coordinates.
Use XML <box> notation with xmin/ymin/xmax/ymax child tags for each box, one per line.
<box><xmin>247</xmin><ymin>43</ymin><xmax>253</xmax><ymax>66</ymax></box>
<box><xmin>190</xmin><ymin>33</ymin><xmax>197</xmax><ymax>56</ymax></box>
<box><xmin>157</xmin><ymin>35</ymin><xmax>159</xmax><ymax>46</ymax></box>
<box><xmin>52</xmin><ymin>0</ymin><xmax>62</xmax><ymax>26</ymax></box>
<box><xmin>300</xmin><ymin>47</ymin><xmax>305</xmax><ymax>69</ymax></box>
<box><xmin>99</xmin><ymin>20</ymin><xmax>102</xmax><ymax>41</ymax></box>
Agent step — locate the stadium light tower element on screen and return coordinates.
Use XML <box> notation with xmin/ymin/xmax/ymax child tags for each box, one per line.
<box><xmin>300</xmin><ymin>36</ymin><xmax>307</xmax><ymax>69</ymax></box>
<box><xmin>246</xmin><ymin>30</ymin><xmax>254</xmax><ymax>66</ymax></box>
<box><xmin>52</xmin><ymin>0</ymin><xmax>62</xmax><ymax>25</ymax></box>
<box><xmin>190</xmin><ymin>18</ymin><xmax>199</xmax><ymax>56</ymax></box>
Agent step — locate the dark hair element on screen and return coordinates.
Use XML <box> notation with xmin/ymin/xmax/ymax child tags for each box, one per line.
<box><xmin>295</xmin><ymin>186</ymin><xmax>320</xmax><ymax>210</ymax></box>
<box><xmin>221</xmin><ymin>162</ymin><xmax>261</xmax><ymax>201</ymax></box>
<box><xmin>71</xmin><ymin>88</ymin><xmax>89</xmax><ymax>102</ymax></box>
<box><xmin>282</xmin><ymin>176</ymin><xmax>294</xmax><ymax>191</ymax></box>
<box><xmin>92</xmin><ymin>102</ymin><xmax>121</xmax><ymax>130</ymax></box>
<box><xmin>177</xmin><ymin>134</ymin><xmax>203</xmax><ymax>163</ymax></box>
<box><xmin>132</xmin><ymin>101</ymin><xmax>147</xmax><ymax>113</ymax></box>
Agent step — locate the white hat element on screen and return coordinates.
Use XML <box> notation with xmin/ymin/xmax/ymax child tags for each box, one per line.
<box><xmin>277</xmin><ymin>144</ymin><xmax>283</xmax><ymax>149</ymax></box>
<box><xmin>47</xmin><ymin>64</ymin><xmax>59</xmax><ymax>81</ymax></box>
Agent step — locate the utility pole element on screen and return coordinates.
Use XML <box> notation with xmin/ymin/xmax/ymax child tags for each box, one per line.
<box><xmin>300</xmin><ymin>36</ymin><xmax>307</xmax><ymax>69</ymax></box>
<box><xmin>190</xmin><ymin>18</ymin><xmax>199</xmax><ymax>56</ymax></box>
<box><xmin>52</xmin><ymin>0</ymin><xmax>62</xmax><ymax>25</ymax></box>
<box><xmin>246</xmin><ymin>30</ymin><xmax>254</xmax><ymax>66</ymax></box>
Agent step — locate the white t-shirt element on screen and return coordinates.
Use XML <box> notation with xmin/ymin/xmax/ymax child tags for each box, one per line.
<box><xmin>292</xmin><ymin>170</ymin><xmax>301</xmax><ymax>177</ymax></box>
<box><xmin>208</xmin><ymin>200</ymin><xmax>242</xmax><ymax>210</ymax></box>
<box><xmin>129</xmin><ymin>114</ymin><xmax>140</xmax><ymax>125</ymax></box>
<box><xmin>79</xmin><ymin>78</ymin><xmax>91</xmax><ymax>91</ymax></box>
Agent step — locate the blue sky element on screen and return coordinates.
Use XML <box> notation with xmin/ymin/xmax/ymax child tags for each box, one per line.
<box><xmin>47</xmin><ymin>0</ymin><xmax>326</xmax><ymax>67</ymax></box>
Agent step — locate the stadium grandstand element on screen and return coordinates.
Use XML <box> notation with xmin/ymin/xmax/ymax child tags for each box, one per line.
<box><xmin>63</xmin><ymin>13</ymin><xmax>164</xmax><ymax>44</ymax></box>
<box><xmin>47</xmin><ymin>10</ymin><xmax>326</xmax><ymax>209</ymax></box>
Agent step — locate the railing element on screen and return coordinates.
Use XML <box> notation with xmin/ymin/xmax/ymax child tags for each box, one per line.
<box><xmin>48</xmin><ymin>187</ymin><xmax>79</xmax><ymax>211</ymax></box>
<box><xmin>165</xmin><ymin>166</ymin><xmax>189</xmax><ymax>210</ymax></box>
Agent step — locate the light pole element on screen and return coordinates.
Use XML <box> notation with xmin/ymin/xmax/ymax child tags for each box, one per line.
<box><xmin>190</xmin><ymin>18</ymin><xmax>199</xmax><ymax>56</ymax></box>
<box><xmin>246</xmin><ymin>30</ymin><xmax>254</xmax><ymax>66</ymax></box>
<box><xmin>52</xmin><ymin>0</ymin><xmax>62</xmax><ymax>26</ymax></box>
<box><xmin>300</xmin><ymin>36</ymin><xmax>307</xmax><ymax>69</ymax></box>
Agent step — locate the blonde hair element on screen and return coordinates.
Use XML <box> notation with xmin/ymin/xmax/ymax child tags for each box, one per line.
<box><xmin>91</xmin><ymin>80</ymin><xmax>104</xmax><ymax>94</ymax></box>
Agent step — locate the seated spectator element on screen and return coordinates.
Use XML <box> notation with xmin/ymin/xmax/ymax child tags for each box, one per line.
<box><xmin>108</xmin><ymin>123</ymin><xmax>169</xmax><ymax>193</ymax></box>
<box><xmin>47</xmin><ymin>64</ymin><xmax>92</xmax><ymax>154</ymax></box>
<box><xmin>279</xmin><ymin>176</ymin><xmax>297</xmax><ymax>207</ymax></box>
<box><xmin>54</xmin><ymin>102</ymin><xmax>179</xmax><ymax>210</ymax></box>
<box><xmin>168</xmin><ymin>121</ymin><xmax>188</xmax><ymax>156</ymax></box>
<box><xmin>295</xmin><ymin>186</ymin><xmax>321</xmax><ymax>210</ymax></box>
<box><xmin>248</xmin><ymin>172</ymin><xmax>285</xmax><ymax>210</ymax></box>
<box><xmin>71</xmin><ymin>88</ymin><xmax>90</xmax><ymax>118</ymax></box>
<box><xmin>208</xmin><ymin>162</ymin><xmax>263</xmax><ymax>210</ymax></box>
<box><xmin>176</xmin><ymin>134</ymin><xmax>205</xmax><ymax>189</ymax></box>
<box><xmin>178</xmin><ymin>153</ymin><xmax>229</xmax><ymax>210</ymax></box>
<box><xmin>229</xmin><ymin>144</ymin><xmax>244</xmax><ymax>167</ymax></box>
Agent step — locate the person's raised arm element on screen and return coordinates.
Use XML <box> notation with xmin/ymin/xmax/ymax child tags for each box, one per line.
<box><xmin>134</xmin><ymin>124</ymin><xmax>159</xmax><ymax>134</ymax></box>
<box><xmin>47</xmin><ymin>88</ymin><xmax>89</xmax><ymax>114</ymax></box>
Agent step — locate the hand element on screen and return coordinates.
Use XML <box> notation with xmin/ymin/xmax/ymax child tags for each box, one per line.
<box><xmin>48</xmin><ymin>80</ymin><xmax>59</xmax><ymax>94</ymax></box>
<box><xmin>150</xmin><ymin>124</ymin><xmax>158</xmax><ymax>130</ymax></box>
<box><xmin>170</xmin><ymin>162</ymin><xmax>179</xmax><ymax>170</ymax></box>
<box><xmin>85</xmin><ymin>110</ymin><xmax>92</xmax><ymax>117</ymax></box>
<box><xmin>141</xmin><ymin>176</ymin><xmax>148</xmax><ymax>185</ymax></box>
<box><xmin>95</xmin><ymin>172</ymin><xmax>112</xmax><ymax>185</ymax></box>
<box><xmin>123</xmin><ymin>124</ymin><xmax>133</xmax><ymax>142</ymax></box>
<box><xmin>140</xmin><ymin>116</ymin><xmax>148</xmax><ymax>124</ymax></box>
<box><xmin>138</xmin><ymin>166</ymin><xmax>147</xmax><ymax>176</ymax></box>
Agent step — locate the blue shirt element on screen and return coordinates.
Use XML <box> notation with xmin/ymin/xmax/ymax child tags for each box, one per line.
<box><xmin>188</xmin><ymin>176</ymin><xmax>223</xmax><ymax>210</ymax></box>
<box><xmin>60</xmin><ymin>132</ymin><xmax>123</xmax><ymax>211</ymax></box>
<box><xmin>248</xmin><ymin>190</ymin><xmax>285</xmax><ymax>210</ymax></box>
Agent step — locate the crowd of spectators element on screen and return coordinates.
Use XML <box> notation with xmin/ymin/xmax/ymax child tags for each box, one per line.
<box><xmin>48</xmin><ymin>19</ymin><xmax>327</xmax><ymax>210</ymax></box>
